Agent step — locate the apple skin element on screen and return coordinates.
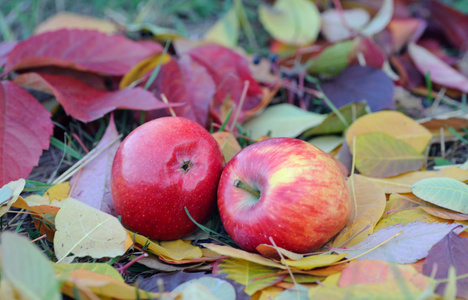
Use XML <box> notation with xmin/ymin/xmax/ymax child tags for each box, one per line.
<box><xmin>110</xmin><ymin>117</ymin><xmax>224</xmax><ymax>240</ymax></box>
<box><xmin>217</xmin><ymin>137</ymin><xmax>350</xmax><ymax>253</ymax></box>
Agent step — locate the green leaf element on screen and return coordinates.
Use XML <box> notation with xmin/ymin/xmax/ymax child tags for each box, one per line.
<box><xmin>411</xmin><ymin>177</ymin><xmax>468</xmax><ymax>214</ymax></box>
<box><xmin>355</xmin><ymin>132</ymin><xmax>425</xmax><ymax>177</ymax></box>
<box><xmin>204</xmin><ymin>4</ymin><xmax>239</xmax><ymax>48</ymax></box>
<box><xmin>54</xmin><ymin>262</ymin><xmax>124</xmax><ymax>281</ymax></box>
<box><xmin>303</xmin><ymin>102</ymin><xmax>367</xmax><ymax>138</ymax></box>
<box><xmin>258</xmin><ymin>0</ymin><xmax>320</xmax><ymax>46</ymax></box>
<box><xmin>213</xmin><ymin>258</ymin><xmax>285</xmax><ymax>295</ymax></box>
<box><xmin>307</xmin><ymin>135</ymin><xmax>343</xmax><ymax>153</ymax></box>
<box><xmin>243</xmin><ymin>103</ymin><xmax>326</xmax><ymax>139</ymax></box>
<box><xmin>305</xmin><ymin>40</ymin><xmax>354</xmax><ymax>75</ymax></box>
<box><xmin>0</xmin><ymin>231</ymin><xmax>61</xmax><ymax>300</ymax></box>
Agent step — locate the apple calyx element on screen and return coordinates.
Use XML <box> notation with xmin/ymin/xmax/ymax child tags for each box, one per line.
<box><xmin>233</xmin><ymin>179</ymin><xmax>260</xmax><ymax>199</ymax></box>
<box><xmin>181</xmin><ymin>160</ymin><xmax>194</xmax><ymax>174</ymax></box>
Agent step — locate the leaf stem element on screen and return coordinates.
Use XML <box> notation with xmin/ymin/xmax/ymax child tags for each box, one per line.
<box><xmin>233</xmin><ymin>179</ymin><xmax>260</xmax><ymax>199</ymax></box>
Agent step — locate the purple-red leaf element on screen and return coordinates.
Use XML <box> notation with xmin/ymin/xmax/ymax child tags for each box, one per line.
<box><xmin>149</xmin><ymin>55</ymin><xmax>216</xmax><ymax>126</ymax></box>
<box><xmin>0</xmin><ymin>81</ymin><xmax>53</xmax><ymax>185</ymax></box>
<box><xmin>422</xmin><ymin>230</ymin><xmax>468</xmax><ymax>299</ymax></box>
<box><xmin>321</xmin><ymin>66</ymin><xmax>394</xmax><ymax>112</ymax></box>
<box><xmin>187</xmin><ymin>45</ymin><xmax>263</xmax><ymax>126</ymax></box>
<box><xmin>13</xmin><ymin>73</ymin><xmax>176</xmax><ymax>122</ymax></box>
<box><xmin>0</xmin><ymin>41</ymin><xmax>16</xmax><ymax>68</ymax></box>
<box><xmin>69</xmin><ymin>114</ymin><xmax>120</xmax><ymax>215</ymax></box>
<box><xmin>4</xmin><ymin>29</ymin><xmax>162</xmax><ymax>76</ymax></box>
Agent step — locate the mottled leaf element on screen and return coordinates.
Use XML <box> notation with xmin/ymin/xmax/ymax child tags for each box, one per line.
<box><xmin>54</xmin><ymin>262</ymin><xmax>123</xmax><ymax>281</ymax></box>
<box><xmin>281</xmin><ymin>253</ymin><xmax>347</xmax><ymax>270</ymax></box>
<box><xmin>213</xmin><ymin>258</ymin><xmax>286</xmax><ymax>295</ymax></box>
<box><xmin>1</xmin><ymin>231</ymin><xmax>61</xmax><ymax>300</ymax></box>
<box><xmin>412</xmin><ymin>177</ymin><xmax>468</xmax><ymax>214</ymax></box>
<box><xmin>256</xmin><ymin>244</ymin><xmax>303</xmax><ymax>261</ymax></box>
<box><xmin>423</xmin><ymin>231</ymin><xmax>468</xmax><ymax>299</ymax></box>
<box><xmin>335</xmin><ymin>222</ymin><xmax>465</xmax><ymax>263</ymax></box>
<box><xmin>330</xmin><ymin>175</ymin><xmax>386</xmax><ymax>247</ymax></box>
<box><xmin>258</xmin><ymin>0</ymin><xmax>320</xmax><ymax>46</ymax></box>
<box><xmin>70</xmin><ymin>115</ymin><xmax>120</xmax><ymax>215</ymax></box>
<box><xmin>54</xmin><ymin>198</ymin><xmax>128</xmax><ymax>262</ymax></box>
<box><xmin>4</xmin><ymin>29</ymin><xmax>161</xmax><ymax>75</ymax></box>
<box><xmin>0</xmin><ymin>81</ymin><xmax>53</xmax><ymax>185</ymax></box>
<box><xmin>14</xmin><ymin>72</ymin><xmax>174</xmax><ymax>122</ymax></box>
<box><xmin>321</xmin><ymin>66</ymin><xmax>394</xmax><ymax>112</ymax></box>
<box><xmin>243</xmin><ymin>103</ymin><xmax>326</xmax><ymax>140</ymax></box>
<box><xmin>408</xmin><ymin>43</ymin><xmax>468</xmax><ymax>93</ymax></box>
<box><xmin>346</xmin><ymin>110</ymin><xmax>432</xmax><ymax>153</ymax></box>
<box><xmin>354</xmin><ymin>132</ymin><xmax>425</xmax><ymax>177</ymax></box>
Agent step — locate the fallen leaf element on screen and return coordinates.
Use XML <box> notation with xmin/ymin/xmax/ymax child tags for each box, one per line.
<box><xmin>321</xmin><ymin>8</ymin><xmax>370</xmax><ymax>43</ymax></box>
<box><xmin>119</xmin><ymin>52</ymin><xmax>171</xmax><ymax>88</ymax></box>
<box><xmin>339</xmin><ymin>260</ymin><xmax>430</xmax><ymax>291</ymax></box>
<box><xmin>242</xmin><ymin>103</ymin><xmax>326</xmax><ymax>140</ymax></box>
<box><xmin>4</xmin><ymin>29</ymin><xmax>161</xmax><ymax>76</ymax></box>
<box><xmin>408</xmin><ymin>43</ymin><xmax>468</xmax><ymax>93</ymax></box>
<box><xmin>307</xmin><ymin>135</ymin><xmax>343</xmax><ymax>153</ymax></box>
<box><xmin>330</xmin><ymin>175</ymin><xmax>386</xmax><ymax>247</ymax></box>
<box><xmin>387</xmin><ymin>18</ymin><xmax>426</xmax><ymax>53</ymax></box>
<box><xmin>276</xmin><ymin>284</ymin><xmax>308</xmax><ymax>300</ymax></box>
<box><xmin>0</xmin><ymin>231</ymin><xmax>61</xmax><ymax>300</ymax></box>
<box><xmin>351</xmin><ymin>37</ymin><xmax>386</xmax><ymax>69</ymax></box>
<box><xmin>204</xmin><ymin>2</ymin><xmax>239</xmax><ymax>48</ymax></box>
<box><xmin>255</xmin><ymin>286</ymin><xmax>286</xmax><ymax>300</ymax></box>
<box><xmin>34</xmin><ymin>12</ymin><xmax>118</xmax><ymax>35</ymax></box>
<box><xmin>130</xmin><ymin>231</ymin><xmax>203</xmax><ymax>261</ymax></box>
<box><xmin>421</xmin><ymin>206</ymin><xmax>468</xmax><ymax>221</ymax></box>
<box><xmin>13</xmin><ymin>72</ymin><xmax>175</xmax><ymax>122</ymax></box>
<box><xmin>212</xmin><ymin>131</ymin><xmax>242</xmax><ymax>163</ymax></box>
<box><xmin>360</xmin><ymin>0</ymin><xmax>394</xmax><ymax>36</ymax></box>
<box><xmin>335</xmin><ymin>222</ymin><xmax>465</xmax><ymax>263</ymax></box>
<box><xmin>306</xmin><ymin>40</ymin><xmax>354</xmax><ymax>75</ymax></box>
<box><xmin>0</xmin><ymin>179</ymin><xmax>25</xmax><ymax>217</ymax></box>
<box><xmin>412</xmin><ymin>177</ymin><xmax>468</xmax><ymax>214</ymax></box>
<box><xmin>258</xmin><ymin>0</ymin><xmax>320</xmax><ymax>46</ymax></box>
<box><xmin>0</xmin><ymin>41</ymin><xmax>16</xmax><ymax>68</ymax></box>
<box><xmin>303</xmin><ymin>102</ymin><xmax>367</xmax><ymax>138</ymax></box>
<box><xmin>136</xmin><ymin>254</ymin><xmax>204</xmax><ymax>272</ymax></box>
<box><xmin>281</xmin><ymin>253</ymin><xmax>348</xmax><ymax>270</ymax></box>
<box><xmin>422</xmin><ymin>230</ymin><xmax>468</xmax><ymax>298</ymax></box>
<box><xmin>213</xmin><ymin>257</ymin><xmax>286</xmax><ymax>295</ymax></box>
<box><xmin>346</xmin><ymin>110</ymin><xmax>432</xmax><ymax>153</ymax></box>
<box><xmin>255</xmin><ymin>244</ymin><xmax>304</xmax><ymax>261</ymax></box>
<box><xmin>0</xmin><ymin>81</ymin><xmax>53</xmax><ymax>185</ymax></box>
<box><xmin>54</xmin><ymin>262</ymin><xmax>123</xmax><ymax>281</ymax></box>
<box><xmin>202</xmin><ymin>243</ymin><xmax>285</xmax><ymax>269</ymax></box>
<box><xmin>187</xmin><ymin>45</ymin><xmax>263</xmax><ymax>127</ymax></box>
<box><xmin>54</xmin><ymin>198</ymin><xmax>128</xmax><ymax>262</ymax></box>
<box><xmin>70</xmin><ymin>115</ymin><xmax>120</xmax><ymax>215</ymax></box>
<box><xmin>354</xmin><ymin>132</ymin><xmax>425</xmax><ymax>177</ymax></box>
<box><xmin>149</xmin><ymin>55</ymin><xmax>215</xmax><ymax>126</ymax></box>
<box><xmin>321</xmin><ymin>66</ymin><xmax>395</xmax><ymax>112</ymax></box>
<box><xmin>61</xmin><ymin>269</ymin><xmax>160</xmax><ymax>299</ymax></box>
<box><xmin>173</xmin><ymin>277</ymin><xmax>236</xmax><ymax>300</ymax></box>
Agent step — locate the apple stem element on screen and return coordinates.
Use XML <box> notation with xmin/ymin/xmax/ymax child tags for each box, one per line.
<box><xmin>233</xmin><ymin>179</ymin><xmax>260</xmax><ymax>199</ymax></box>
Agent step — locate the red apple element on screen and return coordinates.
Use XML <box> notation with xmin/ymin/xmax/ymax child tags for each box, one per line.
<box><xmin>110</xmin><ymin>117</ymin><xmax>224</xmax><ymax>240</ymax></box>
<box><xmin>217</xmin><ymin>137</ymin><xmax>350</xmax><ymax>253</ymax></box>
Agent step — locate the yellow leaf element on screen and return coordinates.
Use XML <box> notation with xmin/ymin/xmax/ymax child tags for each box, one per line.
<box><xmin>54</xmin><ymin>262</ymin><xmax>123</xmax><ymax>281</ymax></box>
<box><xmin>330</xmin><ymin>175</ymin><xmax>386</xmax><ymax>247</ymax></box>
<box><xmin>214</xmin><ymin>257</ymin><xmax>284</xmax><ymax>295</ymax></box>
<box><xmin>363</xmin><ymin>167</ymin><xmax>468</xmax><ymax>194</ymax></box>
<box><xmin>61</xmin><ymin>269</ymin><xmax>162</xmax><ymax>299</ymax></box>
<box><xmin>45</xmin><ymin>182</ymin><xmax>70</xmax><ymax>200</ymax></box>
<box><xmin>281</xmin><ymin>253</ymin><xmax>347</xmax><ymax>270</ymax></box>
<box><xmin>204</xmin><ymin>3</ymin><xmax>239</xmax><ymax>47</ymax></box>
<box><xmin>258</xmin><ymin>0</ymin><xmax>321</xmax><ymax>46</ymax></box>
<box><xmin>212</xmin><ymin>131</ymin><xmax>242</xmax><ymax>163</ymax></box>
<box><xmin>18</xmin><ymin>182</ymin><xmax>70</xmax><ymax>212</ymax></box>
<box><xmin>130</xmin><ymin>231</ymin><xmax>202</xmax><ymax>261</ymax></box>
<box><xmin>256</xmin><ymin>244</ymin><xmax>304</xmax><ymax>261</ymax></box>
<box><xmin>34</xmin><ymin>12</ymin><xmax>118</xmax><ymax>35</ymax></box>
<box><xmin>202</xmin><ymin>243</ymin><xmax>286</xmax><ymax>269</ymax></box>
<box><xmin>54</xmin><ymin>198</ymin><xmax>128</xmax><ymax>262</ymax></box>
<box><xmin>374</xmin><ymin>208</ymin><xmax>446</xmax><ymax>232</ymax></box>
<box><xmin>0</xmin><ymin>179</ymin><xmax>25</xmax><ymax>217</ymax></box>
<box><xmin>119</xmin><ymin>53</ymin><xmax>172</xmax><ymax>88</ymax></box>
<box><xmin>252</xmin><ymin>286</ymin><xmax>284</xmax><ymax>300</ymax></box>
<box><xmin>346</xmin><ymin>110</ymin><xmax>432</xmax><ymax>153</ymax></box>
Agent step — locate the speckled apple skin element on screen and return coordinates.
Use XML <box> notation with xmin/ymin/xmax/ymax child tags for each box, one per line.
<box><xmin>217</xmin><ymin>138</ymin><xmax>350</xmax><ymax>253</ymax></box>
<box><xmin>110</xmin><ymin>117</ymin><xmax>224</xmax><ymax>240</ymax></box>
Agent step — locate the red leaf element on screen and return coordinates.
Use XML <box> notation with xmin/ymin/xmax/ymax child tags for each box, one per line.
<box><xmin>70</xmin><ymin>114</ymin><xmax>120</xmax><ymax>215</ymax></box>
<box><xmin>0</xmin><ymin>41</ymin><xmax>16</xmax><ymax>69</ymax></box>
<box><xmin>422</xmin><ymin>230</ymin><xmax>468</xmax><ymax>298</ymax></box>
<box><xmin>149</xmin><ymin>55</ymin><xmax>216</xmax><ymax>126</ymax></box>
<box><xmin>0</xmin><ymin>81</ymin><xmax>53</xmax><ymax>185</ymax></box>
<box><xmin>13</xmin><ymin>73</ymin><xmax>176</xmax><ymax>122</ymax></box>
<box><xmin>4</xmin><ymin>29</ymin><xmax>162</xmax><ymax>76</ymax></box>
<box><xmin>187</xmin><ymin>45</ymin><xmax>263</xmax><ymax>126</ymax></box>
<box><xmin>352</xmin><ymin>38</ymin><xmax>386</xmax><ymax>69</ymax></box>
